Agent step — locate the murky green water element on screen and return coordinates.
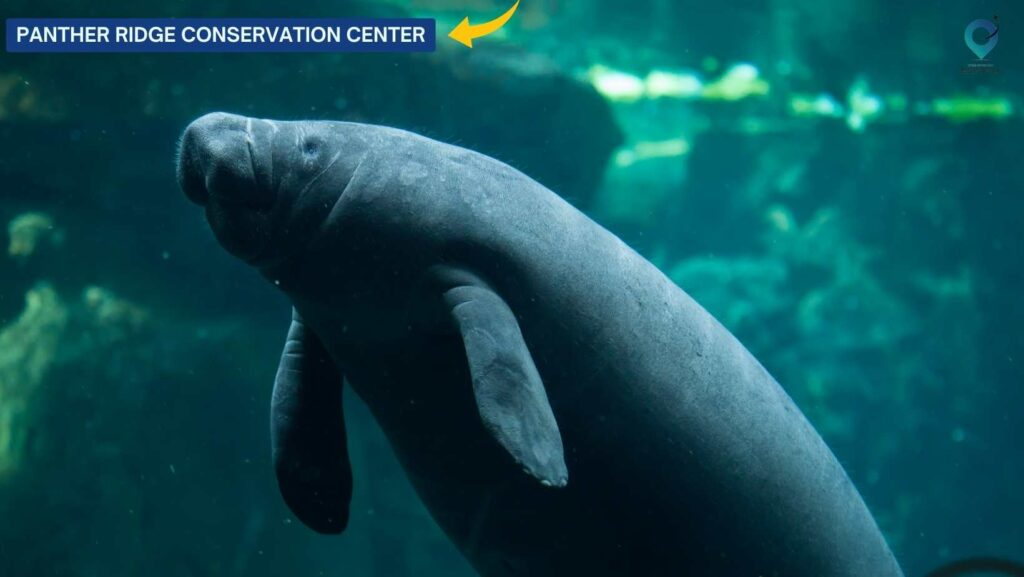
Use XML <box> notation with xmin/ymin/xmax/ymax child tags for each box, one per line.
<box><xmin>1</xmin><ymin>1</ymin><xmax>1021</xmax><ymax>575</ymax></box>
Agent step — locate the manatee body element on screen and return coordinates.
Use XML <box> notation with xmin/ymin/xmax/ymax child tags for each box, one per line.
<box><xmin>177</xmin><ymin>112</ymin><xmax>904</xmax><ymax>577</ymax></box>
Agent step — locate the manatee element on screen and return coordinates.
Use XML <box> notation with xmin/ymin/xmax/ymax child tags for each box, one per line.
<box><xmin>176</xmin><ymin>111</ymin><xmax>905</xmax><ymax>576</ymax></box>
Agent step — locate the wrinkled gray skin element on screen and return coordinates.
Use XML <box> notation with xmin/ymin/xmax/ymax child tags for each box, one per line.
<box><xmin>177</xmin><ymin>112</ymin><xmax>904</xmax><ymax>577</ymax></box>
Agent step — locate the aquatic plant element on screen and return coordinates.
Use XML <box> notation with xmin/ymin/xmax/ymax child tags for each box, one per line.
<box><xmin>584</xmin><ymin>62</ymin><xmax>769</xmax><ymax>103</ymax></box>
<box><xmin>700</xmin><ymin>63</ymin><xmax>770</xmax><ymax>102</ymax></box>
<box><xmin>7</xmin><ymin>212</ymin><xmax>63</xmax><ymax>261</ymax></box>
<box><xmin>0</xmin><ymin>284</ymin><xmax>67</xmax><ymax>479</ymax></box>
<box><xmin>930</xmin><ymin>96</ymin><xmax>1014</xmax><ymax>123</ymax></box>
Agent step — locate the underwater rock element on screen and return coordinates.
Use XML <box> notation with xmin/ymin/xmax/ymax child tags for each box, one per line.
<box><xmin>412</xmin><ymin>47</ymin><xmax>623</xmax><ymax>205</ymax></box>
<box><xmin>0</xmin><ymin>284</ymin><xmax>67</xmax><ymax>479</ymax></box>
<box><xmin>765</xmin><ymin>206</ymin><xmax>873</xmax><ymax>275</ymax></box>
<box><xmin>0</xmin><ymin>283</ymin><xmax>150</xmax><ymax>480</ymax></box>
<box><xmin>0</xmin><ymin>48</ymin><xmax>620</xmax><ymax>210</ymax></box>
<box><xmin>668</xmin><ymin>255</ymin><xmax>791</xmax><ymax>338</ymax></box>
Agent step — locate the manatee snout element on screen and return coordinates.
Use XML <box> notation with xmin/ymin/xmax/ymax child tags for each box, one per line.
<box><xmin>177</xmin><ymin>112</ymin><xmax>285</xmax><ymax>264</ymax></box>
<box><xmin>177</xmin><ymin>112</ymin><xmax>274</xmax><ymax>208</ymax></box>
<box><xmin>178</xmin><ymin>113</ymin><xmax>361</xmax><ymax>268</ymax></box>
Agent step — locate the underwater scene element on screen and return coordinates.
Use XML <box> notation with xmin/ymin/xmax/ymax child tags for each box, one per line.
<box><xmin>1</xmin><ymin>0</ymin><xmax>1022</xmax><ymax>575</ymax></box>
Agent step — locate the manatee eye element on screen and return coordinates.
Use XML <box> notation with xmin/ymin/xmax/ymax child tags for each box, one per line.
<box><xmin>303</xmin><ymin>139</ymin><xmax>320</xmax><ymax>156</ymax></box>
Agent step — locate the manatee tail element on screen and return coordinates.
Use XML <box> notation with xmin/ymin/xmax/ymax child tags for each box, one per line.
<box><xmin>924</xmin><ymin>557</ymin><xmax>1024</xmax><ymax>577</ymax></box>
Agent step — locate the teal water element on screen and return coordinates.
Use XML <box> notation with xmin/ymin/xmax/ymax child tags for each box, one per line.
<box><xmin>0</xmin><ymin>1</ymin><xmax>1021</xmax><ymax>575</ymax></box>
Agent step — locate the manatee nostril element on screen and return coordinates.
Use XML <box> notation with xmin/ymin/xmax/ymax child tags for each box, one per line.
<box><xmin>204</xmin><ymin>151</ymin><xmax>257</xmax><ymax>205</ymax></box>
<box><xmin>177</xmin><ymin>130</ymin><xmax>209</xmax><ymax>206</ymax></box>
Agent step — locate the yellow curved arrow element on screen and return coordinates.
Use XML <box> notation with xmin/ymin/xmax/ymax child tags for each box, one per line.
<box><xmin>448</xmin><ymin>0</ymin><xmax>520</xmax><ymax>48</ymax></box>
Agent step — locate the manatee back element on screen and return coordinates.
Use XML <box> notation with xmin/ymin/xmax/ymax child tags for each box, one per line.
<box><xmin>332</xmin><ymin>125</ymin><xmax>903</xmax><ymax>576</ymax></box>
<box><xmin>430</xmin><ymin>139</ymin><xmax>901</xmax><ymax>576</ymax></box>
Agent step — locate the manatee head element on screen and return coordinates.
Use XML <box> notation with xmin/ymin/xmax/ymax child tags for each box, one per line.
<box><xmin>177</xmin><ymin>112</ymin><xmax>358</xmax><ymax>267</ymax></box>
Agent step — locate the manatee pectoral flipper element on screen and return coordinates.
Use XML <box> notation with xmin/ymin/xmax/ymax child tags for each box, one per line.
<box><xmin>444</xmin><ymin>284</ymin><xmax>568</xmax><ymax>488</ymax></box>
<box><xmin>271</xmin><ymin>309</ymin><xmax>352</xmax><ymax>534</ymax></box>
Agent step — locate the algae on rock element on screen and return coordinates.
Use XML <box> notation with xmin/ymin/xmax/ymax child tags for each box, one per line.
<box><xmin>0</xmin><ymin>284</ymin><xmax>67</xmax><ymax>478</ymax></box>
<box><xmin>7</xmin><ymin>212</ymin><xmax>63</xmax><ymax>261</ymax></box>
